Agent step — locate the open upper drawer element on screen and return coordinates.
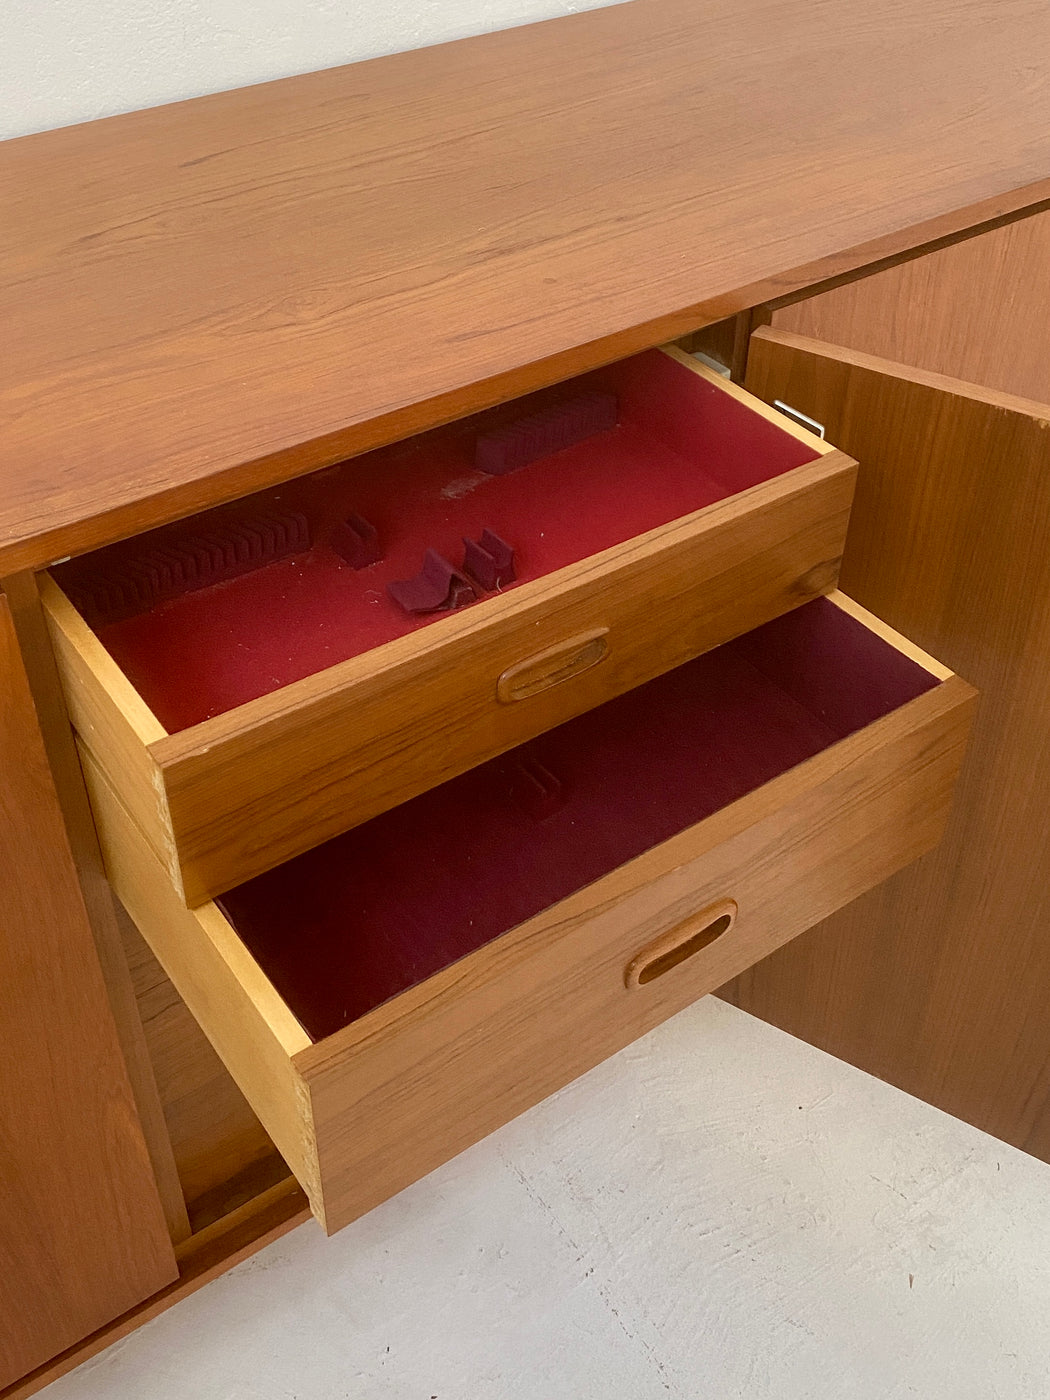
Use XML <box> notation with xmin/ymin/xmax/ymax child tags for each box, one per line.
<box><xmin>84</xmin><ymin>593</ymin><xmax>975</xmax><ymax>1233</ymax></box>
<box><xmin>42</xmin><ymin>346</ymin><xmax>854</xmax><ymax>904</ymax></box>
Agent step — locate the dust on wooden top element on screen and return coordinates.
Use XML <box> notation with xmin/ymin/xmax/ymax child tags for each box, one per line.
<box><xmin>4</xmin><ymin>0</ymin><xmax>1050</xmax><ymax>573</ymax></box>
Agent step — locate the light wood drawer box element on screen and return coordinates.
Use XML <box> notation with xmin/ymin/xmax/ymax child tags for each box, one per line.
<box><xmin>83</xmin><ymin>593</ymin><xmax>974</xmax><ymax>1235</ymax></box>
<box><xmin>42</xmin><ymin>346</ymin><xmax>855</xmax><ymax>906</ymax></box>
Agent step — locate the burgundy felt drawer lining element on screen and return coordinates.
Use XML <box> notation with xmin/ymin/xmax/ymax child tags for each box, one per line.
<box><xmin>55</xmin><ymin>349</ymin><xmax>818</xmax><ymax>731</ymax></box>
<box><xmin>217</xmin><ymin>598</ymin><xmax>938</xmax><ymax>1042</ymax></box>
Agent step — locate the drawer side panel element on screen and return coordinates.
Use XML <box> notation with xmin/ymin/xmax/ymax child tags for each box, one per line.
<box><xmin>79</xmin><ymin>752</ymin><xmax>323</xmax><ymax>1217</ymax></box>
<box><xmin>41</xmin><ymin>576</ymin><xmax>182</xmax><ymax>892</ymax></box>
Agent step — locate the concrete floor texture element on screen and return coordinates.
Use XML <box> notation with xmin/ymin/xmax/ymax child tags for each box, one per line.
<box><xmin>49</xmin><ymin>997</ymin><xmax>1050</xmax><ymax>1399</ymax></box>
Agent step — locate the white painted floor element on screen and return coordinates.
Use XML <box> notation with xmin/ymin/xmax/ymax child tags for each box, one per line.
<box><xmin>50</xmin><ymin>998</ymin><xmax>1050</xmax><ymax>1399</ymax></box>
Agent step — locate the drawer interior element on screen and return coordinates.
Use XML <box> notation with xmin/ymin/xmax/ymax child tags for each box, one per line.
<box><xmin>52</xmin><ymin>349</ymin><xmax>822</xmax><ymax>732</ymax></box>
<box><xmin>215</xmin><ymin>596</ymin><xmax>942</xmax><ymax>1042</ymax></box>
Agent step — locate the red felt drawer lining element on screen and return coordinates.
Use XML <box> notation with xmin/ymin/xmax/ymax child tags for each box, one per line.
<box><xmin>217</xmin><ymin>599</ymin><xmax>938</xmax><ymax>1043</ymax></box>
<box><xmin>55</xmin><ymin>350</ymin><xmax>818</xmax><ymax>731</ymax></box>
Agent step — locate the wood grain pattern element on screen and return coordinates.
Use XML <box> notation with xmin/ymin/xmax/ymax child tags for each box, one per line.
<box><xmin>153</xmin><ymin>453</ymin><xmax>854</xmax><ymax>903</ymax></box>
<box><xmin>772</xmin><ymin>209</ymin><xmax>1050</xmax><ymax>402</ymax></box>
<box><xmin>81</xmin><ymin>590</ymin><xmax>972</xmax><ymax>1233</ymax></box>
<box><xmin>118</xmin><ymin>908</ymin><xmax>286</xmax><ymax>1223</ymax></box>
<box><xmin>724</xmin><ymin>328</ymin><xmax>1050</xmax><ymax>1160</ymax></box>
<box><xmin>624</xmin><ymin>898</ymin><xmax>739</xmax><ymax>989</ymax></box>
<box><xmin>0</xmin><ymin>595</ymin><xmax>177</xmax><ymax>1388</ymax></box>
<box><xmin>39</xmin><ymin>574</ymin><xmax>178</xmax><ymax>876</ymax></box>
<box><xmin>495</xmin><ymin>628</ymin><xmax>610</xmax><ymax>703</ymax></box>
<box><xmin>48</xmin><ymin>440</ymin><xmax>856</xmax><ymax>904</ymax></box>
<box><xmin>37</xmin><ymin>576</ymin><xmax>167</xmax><ymax>744</ymax></box>
<box><xmin>0</xmin><ymin>572</ymin><xmax>190</xmax><ymax>1245</ymax></box>
<box><xmin>1</xmin><ymin>1179</ymin><xmax>310</xmax><ymax>1400</ymax></box>
<box><xmin>299</xmin><ymin>669</ymin><xmax>972</xmax><ymax>1233</ymax></box>
<box><xmin>4</xmin><ymin>0</ymin><xmax>1050</xmax><ymax>573</ymax></box>
<box><xmin>81</xmin><ymin>752</ymin><xmax>319</xmax><ymax>1197</ymax></box>
<box><xmin>677</xmin><ymin>320</ymin><xmax>738</xmax><ymax>372</ymax></box>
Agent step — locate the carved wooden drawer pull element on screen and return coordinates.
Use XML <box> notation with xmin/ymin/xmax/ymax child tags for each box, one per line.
<box><xmin>496</xmin><ymin>628</ymin><xmax>610</xmax><ymax>703</ymax></box>
<box><xmin>625</xmin><ymin>899</ymin><xmax>738</xmax><ymax>988</ymax></box>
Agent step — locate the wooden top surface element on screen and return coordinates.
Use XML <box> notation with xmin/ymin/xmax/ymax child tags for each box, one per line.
<box><xmin>4</xmin><ymin>0</ymin><xmax>1050</xmax><ymax>573</ymax></box>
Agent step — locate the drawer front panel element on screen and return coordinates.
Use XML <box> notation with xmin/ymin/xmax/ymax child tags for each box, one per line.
<box><xmin>145</xmin><ymin>459</ymin><xmax>855</xmax><ymax>902</ymax></box>
<box><xmin>159</xmin><ymin>460</ymin><xmax>854</xmax><ymax>905</ymax></box>
<box><xmin>50</xmin><ymin>452</ymin><xmax>854</xmax><ymax>905</ymax></box>
<box><xmin>297</xmin><ymin>675</ymin><xmax>973</xmax><ymax>1231</ymax></box>
<box><xmin>82</xmin><ymin>612</ymin><xmax>973</xmax><ymax>1235</ymax></box>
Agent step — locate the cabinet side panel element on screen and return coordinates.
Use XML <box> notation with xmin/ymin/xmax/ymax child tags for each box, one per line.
<box><xmin>0</xmin><ymin>594</ymin><xmax>176</xmax><ymax>1389</ymax></box>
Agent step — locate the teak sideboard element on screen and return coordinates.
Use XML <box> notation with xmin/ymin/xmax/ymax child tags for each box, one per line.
<box><xmin>4</xmin><ymin>1</ymin><xmax>1050</xmax><ymax>1392</ymax></box>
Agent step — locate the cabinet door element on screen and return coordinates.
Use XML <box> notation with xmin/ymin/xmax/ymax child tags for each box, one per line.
<box><xmin>722</xmin><ymin>327</ymin><xmax>1050</xmax><ymax>1159</ymax></box>
<box><xmin>769</xmin><ymin>209</ymin><xmax>1050</xmax><ymax>403</ymax></box>
<box><xmin>0</xmin><ymin>594</ymin><xmax>176</xmax><ymax>1388</ymax></box>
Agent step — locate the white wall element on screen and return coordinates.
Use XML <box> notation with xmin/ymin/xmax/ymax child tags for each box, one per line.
<box><xmin>1</xmin><ymin>0</ymin><xmax>621</xmax><ymax>141</ymax></box>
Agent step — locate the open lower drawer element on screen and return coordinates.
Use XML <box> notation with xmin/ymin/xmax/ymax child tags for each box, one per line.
<box><xmin>43</xmin><ymin>346</ymin><xmax>854</xmax><ymax>904</ymax></box>
<box><xmin>86</xmin><ymin>593</ymin><xmax>974</xmax><ymax>1234</ymax></box>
